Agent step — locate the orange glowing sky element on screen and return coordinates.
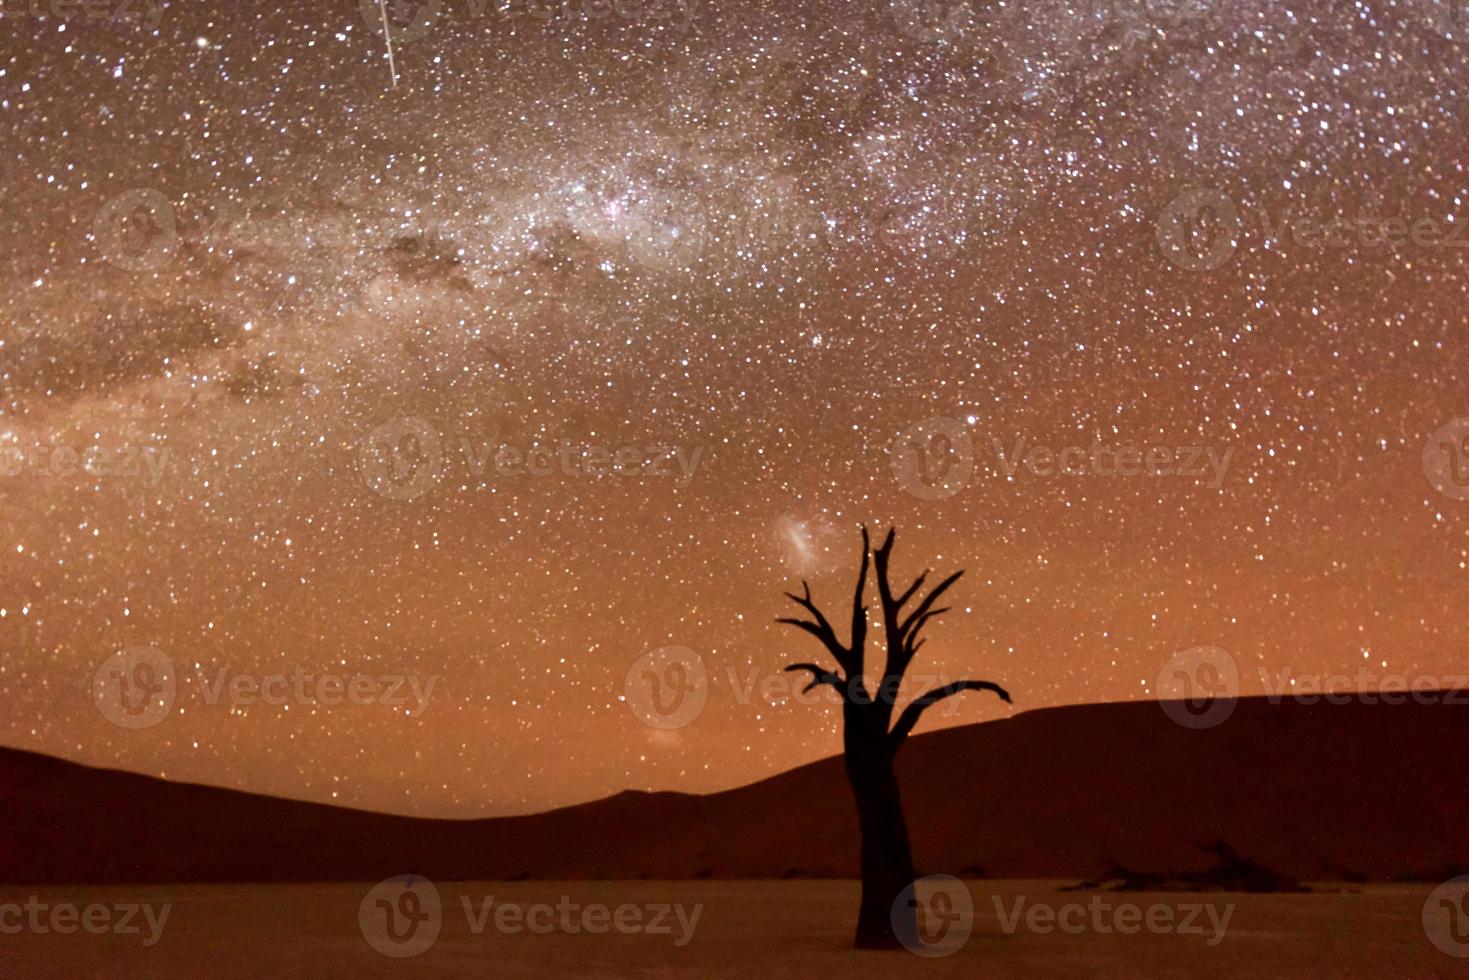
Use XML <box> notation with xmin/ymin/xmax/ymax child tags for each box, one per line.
<box><xmin>1</xmin><ymin>0</ymin><xmax>1466</xmax><ymax>816</ymax></box>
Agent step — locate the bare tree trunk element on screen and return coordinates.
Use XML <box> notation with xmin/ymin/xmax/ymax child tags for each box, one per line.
<box><xmin>846</xmin><ymin>709</ymin><xmax>916</xmax><ymax>949</ymax></box>
<box><xmin>779</xmin><ymin>527</ymin><xmax>1010</xmax><ymax>950</ymax></box>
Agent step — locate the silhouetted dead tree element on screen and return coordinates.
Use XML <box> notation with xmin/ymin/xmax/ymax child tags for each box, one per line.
<box><xmin>778</xmin><ymin>527</ymin><xmax>1011</xmax><ymax>950</ymax></box>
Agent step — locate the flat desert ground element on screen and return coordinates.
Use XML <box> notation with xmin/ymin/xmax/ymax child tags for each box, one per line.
<box><xmin>0</xmin><ymin>881</ymin><xmax>1458</xmax><ymax>978</ymax></box>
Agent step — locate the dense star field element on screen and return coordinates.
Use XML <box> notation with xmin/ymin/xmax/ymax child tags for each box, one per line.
<box><xmin>0</xmin><ymin>0</ymin><xmax>1466</xmax><ymax>816</ymax></box>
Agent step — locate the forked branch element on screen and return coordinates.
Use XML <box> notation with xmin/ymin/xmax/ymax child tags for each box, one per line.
<box><xmin>784</xmin><ymin>662</ymin><xmax>846</xmax><ymax>696</ymax></box>
<box><xmin>898</xmin><ymin>570</ymin><xmax>963</xmax><ymax>643</ymax></box>
<box><xmin>775</xmin><ymin>528</ymin><xmax>871</xmax><ymax>676</ymax></box>
<box><xmin>873</xmin><ymin>529</ymin><xmax>965</xmax><ymax>681</ymax></box>
<box><xmin>888</xmin><ymin>680</ymin><xmax>1012</xmax><ymax>749</ymax></box>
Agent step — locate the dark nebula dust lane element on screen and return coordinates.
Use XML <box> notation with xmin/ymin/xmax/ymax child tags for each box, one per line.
<box><xmin>0</xmin><ymin>0</ymin><xmax>1466</xmax><ymax>816</ymax></box>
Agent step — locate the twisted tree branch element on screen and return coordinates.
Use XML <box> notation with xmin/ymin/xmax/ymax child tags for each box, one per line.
<box><xmin>898</xmin><ymin>570</ymin><xmax>963</xmax><ymax>641</ymax></box>
<box><xmin>849</xmin><ymin>527</ymin><xmax>871</xmax><ymax>672</ymax></box>
<box><xmin>783</xmin><ymin>581</ymin><xmax>836</xmax><ymax>638</ymax></box>
<box><xmin>888</xmin><ymin>680</ymin><xmax>1012</xmax><ymax>749</ymax></box>
<box><xmin>776</xmin><ymin>530</ymin><xmax>872</xmax><ymax>676</ymax></box>
<box><xmin>784</xmin><ymin>662</ymin><xmax>846</xmax><ymax>696</ymax></box>
<box><xmin>871</xmin><ymin>529</ymin><xmax>906</xmax><ymax>692</ymax></box>
<box><xmin>780</xmin><ymin>528</ymin><xmax>1010</xmax><ymax>745</ymax></box>
<box><xmin>895</xmin><ymin>570</ymin><xmax>928</xmax><ymax>610</ymax></box>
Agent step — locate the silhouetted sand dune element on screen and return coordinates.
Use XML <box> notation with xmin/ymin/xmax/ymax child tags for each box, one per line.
<box><xmin>4</xmin><ymin>695</ymin><xmax>1463</xmax><ymax>884</ymax></box>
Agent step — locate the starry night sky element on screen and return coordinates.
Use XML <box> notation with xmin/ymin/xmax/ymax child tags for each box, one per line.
<box><xmin>0</xmin><ymin>0</ymin><xmax>1466</xmax><ymax>816</ymax></box>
